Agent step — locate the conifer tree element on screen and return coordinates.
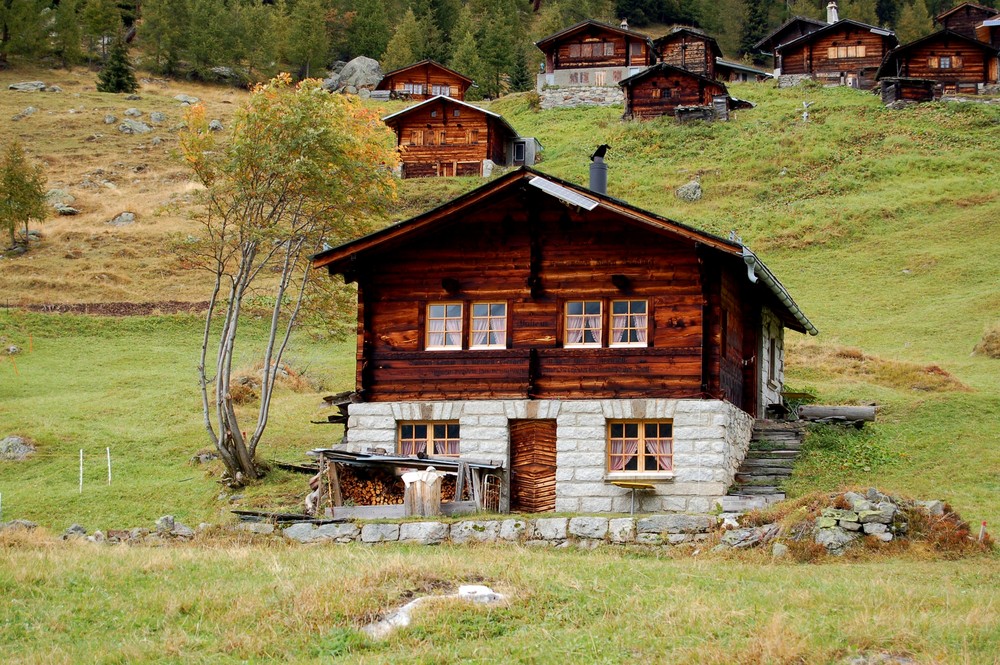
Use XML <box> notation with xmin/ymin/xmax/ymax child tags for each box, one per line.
<box><xmin>82</xmin><ymin>0</ymin><xmax>122</xmax><ymax>60</ymax></box>
<box><xmin>381</xmin><ymin>8</ymin><xmax>424</xmax><ymax>71</ymax></box>
<box><xmin>3</xmin><ymin>0</ymin><xmax>48</xmax><ymax>60</ymax></box>
<box><xmin>450</xmin><ymin>23</ymin><xmax>486</xmax><ymax>99</ymax></box>
<box><xmin>840</xmin><ymin>0</ymin><xmax>880</xmax><ymax>25</ymax></box>
<box><xmin>0</xmin><ymin>140</ymin><xmax>46</xmax><ymax>248</ymax></box>
<box><xmin>141</xmin><ymin>0</ymin><xmax>190</xmax><ymax>75</ymax></box>
<box><xmin>52</xmin><ymin>0</ymin><xmax>84</xmax><ymax>67</ymax></box>
<box><xmin>895</xmin><ymin>0</ymin><xmax>933</xmax><ymax>43</ymax></box>
<box><xmin>741</xmin><ymin>0</ymin><xmax>770</xmax><ymax>62</ymax></box>
<box><xmin>288</xmin><ymin>0</ymin><xmax>330</xmax><ymax>78</ymax></box>
<box><xmin>97</xmin><ymin>36</ymin><xmax>138</xmax><ymax>93</ymax></box>
<box><xmin>346</xmin><ymin>0</ymin><xmax>391</xmax><ymax>58</ymax></box>
<box><xmin>508</xmin><ymin>47</ymin><xmax>533</xmax><ymax>92</ymax></box>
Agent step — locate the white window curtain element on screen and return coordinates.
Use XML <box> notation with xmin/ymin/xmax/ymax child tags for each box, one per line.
<box><xmin>445</xmin><ymin>317</ymin><xmax>461</xmax><ymax>346</ymax></box>
<box><xmin>647</xmin><ymin>438</ymin><xmax>672</xmax><ymax>471</ymax></box>
<box><xmin>428</xmin><ymin>318</ymin><xmax>445</xmax><ymax>347</ymax></box>
<box><xmin>401</xmin><ymin>438</ymin><xmax>427</xmax><ymax>456</ymax></box>
<box><xmin>472</xmin><ymin>315</ymin><xmax>489</xmax><ymax>346</ymax></box>
<box><xmin>612</xmin><ymin>314</ymin><xmax>629</xmax><ymax>343</ymax></box>
<box><xmin>438</xmin><ymin>439</ymin><xmax>460</xmax><ymax>456</ymax></box>
<box><xmin>567</xmin><ymin>315</ymin><xmax>585</xmax><ymax>344</ymax></box>
<box><xmin>633</xmin><ymin>313</ymin><xmax>648</xmax><ymax>343</ymax></box>
<box><xmin>584</xmin><ymin>314</ymin><xmax>601</xmax><ymax>343</ymax></box>
<box><xmin>610</xmin><ymin>438</ymin><xmax>639</xmax><ymax>471</ymax></box>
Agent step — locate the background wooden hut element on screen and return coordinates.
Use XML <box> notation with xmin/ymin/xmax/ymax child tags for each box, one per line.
<box><xmin>753</xmin><ymin>15</ymin><xmax>828</xmax><ymax>69</ymax></box>
<box><xmin>877</xmin><ymin>30</ymin><xmax>999</xmax><ymax>94</ymax></box>
<box><xmin>934</xmin><ymin>2</ymin><xmax>999</xmax><ymax>39</ymax></box>
<box><xmin>715</xmin><ymin>59</ymin><xmax>772</xmax><ymax>82</ymax></box>
<box><xmin>653</xmin><ymin>27</ymin><xmax>722</xmax><ymax>79</ymax></box>
<box><xmin>375</xmin><ymin>60</ymin><xmax>474</xmax><ymax>101</ymax></box>
<box><xmin>535</xmin><ymin>19</ymin><xmax>655</xmax><ymax>90</ymax></box>
<box><xmin>383</xmin><ymin>96</ymin><xmax>540</xmax><ymax>179</ymax></box>
<box><xmin>620</xmin><ymin>63</ymin><xmax>731</xmax><ymax>120</ymax></box>
<box><xmin>773</xmin><ymin>18</ymin><xmax>898</xmax><ymax>88</ymax></box>
<box><xmin>974</xmin><ymin>15</ymin><xmax>1000</xmax><ymax>48</ymax></box>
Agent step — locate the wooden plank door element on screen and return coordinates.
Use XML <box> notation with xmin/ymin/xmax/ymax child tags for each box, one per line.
<box><xmin>509</xmin><ymin>419</ymin><xmax>557</xmax><ymax>513</ymax></box>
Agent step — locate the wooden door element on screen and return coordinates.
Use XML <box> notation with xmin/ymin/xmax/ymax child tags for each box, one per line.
<box><xmin>509</xmin><ymin>419</ymin><xmax>557</xmax><ymax>513</ymax></box>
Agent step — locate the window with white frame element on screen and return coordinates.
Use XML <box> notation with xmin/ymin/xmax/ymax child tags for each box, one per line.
<box><xmin>565</xmin><ymin>300</ymin><xmax>602</xmax><ymax>346</ymax></box>
<box><xmin>398</xmin><ymin>422</ymin><xmax>460</xmax><ymax>457</ymax></box>
<box><xmin>426</xmin><ymin>303</ymin><xmax>463</xmax><ymax>349</ymax></box>
<box><xmin>610</xmin><ymin>299</ymin><xmax>648</xmax><ymax>346</ymax></box>
<box><xmin>432</xmin><ymin>84</ymin><xmax>452</xmax><ymax>96</ymax></box>
<box><xmin>608</xmin><ymin>421</ymin><xmax>673</xmax><ymax>473</ymax></box>
<box><xmin>471</xmin><ymin>302</ymin><xmax>507</xmax><ymax>348</ymax></box>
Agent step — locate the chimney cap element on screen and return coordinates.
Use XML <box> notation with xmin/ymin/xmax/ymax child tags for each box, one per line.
<box><xmin>620</xmin><ymin>17</ymin><xmax>629</xmax><ymax>30</ymax></box>
<box><xmin>827</xmin><ymin>1</ymin><xmax>839</xmax><ymax>24</ymax></box>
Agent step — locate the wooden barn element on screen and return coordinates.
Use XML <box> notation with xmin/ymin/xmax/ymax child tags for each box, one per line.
<box><xmin>934</xmin><ymin>2</ymin><xmax>999</xmax><ymax>39</ymax></box>
<box><xmin>715</xmin><ymin>59</ymin><xmax>773</xmax><ymax>82</ymax></box>
<box><xmin>375</xmin><ymin>60</ymin><xmax>474</xmax><ymax>101</ymax></box>
<box><xmin>653</xmin><ymin>27</ymin><xmax>723</xmax><ymax>78</ymax></box>
<box><xmin>535</xmin><ymin>19</ymin><xmax>655</xmax><ymax>90</ymax></box>
<box><xmin>773</xmin><ymin>17</ymin><xmax>898</xmax><ymax>88</ymax></box>
<box><xmin>311</xmin><ymin>167</ymin><xmax>817</xmax><ymax>514</ymax></box>
<box><xmin>619</xmin><ymin>63</ymin><xmax>732</xmax><ymax>120</ymax></box>
<box><xmin>877</xmin><ymin>30</ymin><xmax>999</xmax><ymax>94</ymax></box>
<box><xmin>753</xmin><ymin>15</ymin><xmax>828</xmax><ymax>67</ymax></box>
<box><xmin>382</xmin><ymin>96</ymin><xmax>541</xmax><ymax>179</ymax></box>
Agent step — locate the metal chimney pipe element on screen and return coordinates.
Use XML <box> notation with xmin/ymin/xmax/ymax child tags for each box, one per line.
<box><xmin>589</xmin><ymin>156</ymin><xmax>607</xmax><ymax>195</ymax></box>
<box><xmin>827</xmin><ymin>1</ymin><xmax>839</xmax><ymax>24</ymax></box>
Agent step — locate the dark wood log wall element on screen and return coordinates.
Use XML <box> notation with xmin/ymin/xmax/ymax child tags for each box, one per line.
<box><xmin>389</xmin><ymin>102</ymin><xmax>509</xmax><ymax>179</ymax></box>
<box><xmin>939</xmin><ymin>6</ymin><xmax>998</xmax><ymax>39</ymax></box>
<box><xmin>781</xmin><ymin>26</ymin><xmax>894</xmax><ymax>87</ymax></box>
<box><xmin>888</xmin><ymin>36</ymin><xmax>997</xmax><ymax>89</ymax></box>
<box><xmin>349</xmin><ymin>186</ymin><xmax>760</xmax><ymax>410</ymax></box>
<box><xmin>379</xmin><ymin>64</ymin><xmax>470</xmax><ymax>101</ymax></box>
<box><xmin>624</xmin><ymin>71</ymin><xmax>727</xmax><ymax>120</ymax></box>
<box><xmin>880</xmin><ymin>78</ymin><xmax>937</xmax><ymax>103</ymax></box>
<box><xmin>544</xmin><ymin>28</ymin><xmax>652</xmax><ymax>71</ymax></box>
<box><xmin>657</xmin><ymin>35</ymin><xmax>715</xmax><ymax>77</ymax></box>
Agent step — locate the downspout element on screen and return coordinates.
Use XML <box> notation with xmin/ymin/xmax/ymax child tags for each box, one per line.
<box><xmin>742</xmin><ymin>247</ymin><xmax>819</xmax><ymax>336</ymax></box>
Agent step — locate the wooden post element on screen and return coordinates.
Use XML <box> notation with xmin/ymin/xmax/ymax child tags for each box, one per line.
<box><xmin>455</xmin><ymin>461</ymin><xmax>468</xmax><ymax>502</ymax></box>
<box><xmin>106</xmin><ymin>447</ymin><xmax>111</xmax><ymax>485</ymax></box>
<box><xmin>402</xmin><ymin>467</ymin><xmax>444</xmax><ymax>517</ymax></box>
<box><xmin>79</xmin><ymin>449</ymin><xmax>83</xmax><ymax>494</ymax></box>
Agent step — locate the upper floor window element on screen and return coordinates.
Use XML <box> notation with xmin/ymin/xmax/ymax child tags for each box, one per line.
<box><xmin>399</xmin><ymin>422</ymin><xmax>460</xmax><ymax>457</ymax></box>
<box><xmin>929</xmin><ymin>55</ymin><xmax>960</xmax><ymax>69</ymax></box>
<box><xmin>604</xmin><ymin>42</ymin><xmax>615</xmax><ymax>56</ymax></box>
<box><xmin>630</xmin><ymin>42</ymin><xmax>644</xmax><ymax>57</ymax></box>
<box><xmin>427</xmin><ymin>303</ymin><xmax>463</xmax><ymax>350</ymax></box>
<box><xmin>565</xmin><ymin>300</ymin><xmax>602</xmax><ymax>347</ymax></box>
<box><xmin>610</xmin><ymin>300</ymin><xmax>648</xmax><ymax>347</ymax></box>
<box><xmin>471</xmin><ymin>302</ymin><xmax>507</xmax><ymax>349</ymax></box>
<box><xmin>608</xmin><ymin>421</ymin><xmax>673</xmax><ymax>473</ymax></box>
<box><xmin>827</xmin><ymin>44</ymin><xmax>865</xmax><ymax>59</ymax></box>
<box><xmin>432</xmin><ymin>84</ymin><xmax>452</xmax><ymax>97</ymax></box>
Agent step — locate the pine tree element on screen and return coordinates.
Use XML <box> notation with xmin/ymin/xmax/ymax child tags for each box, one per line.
<box><xmin>288</xmin><ymin>0</ymin><xmax>331</xmax><ymax>78</ymax></box>
<box><xmin>0</xmin><ymin>140</ymin><xmax>46</xmax><ymax>248</ymax></box>
<box><xmin>141</xmin><ymin>0</ymin><xmax>189</xmax><ymax>75</ymax></box>
<box><xmin>741</xmin><ymin>0</ymin><xmax>770</xmax><ymax>62</ymax></box>
<box><xmin>52</xmin><ymin>0</ymin><xmax>84</xmax><ymax>67</ymax></box>
<box><xmin>346</xmin><ymin>0</ymin><xmax>391</xmax><ymax>58</ymax></box>
<box><xmin>4</xmin><ymin>0</ymin><xmax>48</xmax><ymax>60</ymax></box>
<box><xmin>381</xmin><ymin>8</ymin><xmax>424</xmax><ymax>71</ymax></box>
<box><xmin>508</xmin><ymin>47</ymin><xmax>533</xmax><ymax>92</ymax></box>
<box><xmin>895</xmin><ymin>0</ymin><xmax>933</xmax><ymax>43</ymax></box>
<box><xmin>82</xmin><ymin>0</ymin><xmax>122</xmax><ymax>60</ymax></box>
<box><xmin>450</xmin><ymin>21</ymin><xmax>486</xmax><ymax>99</ymax></box>
<box><xmin>97</xmin><ymin>36</ymin><xmax>138</xmax><ymax>93</ymax></box>
<box><xmin>840</xmin><ymin>0</ymin><xmax>880</xmax><ymax>25</ymax></box>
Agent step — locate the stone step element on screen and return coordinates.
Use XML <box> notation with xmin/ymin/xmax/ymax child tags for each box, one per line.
<box><xmin>740</xmin><ymin>458</ymin><xmax>796</xmax><ymax>469</ymax></box>
<box><xmin>749</xmin><ymin>440</ymin><xmax>804</xmax><ymax>451</ymax></box>
<box><xmin>745</xmin><ymin>450</ymin><xmax>800</xmax><ymax>459</ymax></box>
<box><xmin>732</xmin><ymin>485</ymin><xmax>783</xmax><ymax>496</ymax></box>
<box><xmin>736</xmin><ymin>467</ymin><xmax>794</xmax><ymax>479</ymax></box>
<box><xmin>720</xmin><ymin>494</ymin><xmax>785</xmax><ymax>511</ymax></box>
<box><xmin>734</xmin><ymin>473</ymin><xmax>790</xmax><ymax>484</ymax></box>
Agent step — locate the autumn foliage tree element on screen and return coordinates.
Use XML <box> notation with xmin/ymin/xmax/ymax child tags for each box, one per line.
<box><xmin>179</xmin><ymin>75</ymin><xmax>398</xmax><ymax>485</ymax></box>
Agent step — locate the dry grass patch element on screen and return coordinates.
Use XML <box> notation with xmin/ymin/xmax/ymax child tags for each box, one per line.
<box><xmin>788</xmin><ymin>341</ymin><xmax>970</xmax><ymax>392</ymax></box>
<box><xmin>973</xmin><ymin>322</ymin><xmax>1000</xmax><ymax>359</ymax></box>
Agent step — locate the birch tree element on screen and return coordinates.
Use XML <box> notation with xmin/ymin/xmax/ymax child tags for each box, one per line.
<box><xmin>179</xmin><ymin>75</ymin><xmax>398</xmax><ymax>485</ymax></box>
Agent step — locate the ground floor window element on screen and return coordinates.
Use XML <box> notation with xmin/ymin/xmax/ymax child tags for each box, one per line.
<box><xmin>398</xmin><ymin>422</ymin><xmax>460</xmax><ymax>457</ymax></box>
<box><xmin>607</xmin><ymin>421</ymin><xmax>673</xmax><ymax>472</ymax></box>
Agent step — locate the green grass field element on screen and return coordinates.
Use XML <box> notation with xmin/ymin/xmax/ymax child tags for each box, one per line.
<box><xmin>2</xmin><ymin>71</ymin><xmax>1000</xmax><ymax>662</ymax></box>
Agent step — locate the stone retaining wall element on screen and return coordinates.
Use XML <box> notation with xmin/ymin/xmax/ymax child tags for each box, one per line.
<box><xmin>777</xmin><ymin>74</ymin><xmax>814</xmax><ymax>88</ymax></box>
<box><xmin>268</xmin><ymin>514</ymin><xmax>716</xmax><ymax>547</ymax></box>
<box><xmin>539</xmin><ymin>86</ymin><xmax>624</xmax><ymax>110</ymax></box>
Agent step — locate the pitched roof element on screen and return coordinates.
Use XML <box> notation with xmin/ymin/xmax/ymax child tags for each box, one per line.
<box><xmin>753</xmin><ymin>15</ymin><xmax>828</xmax><ymax>51</ymax></box>
<box><xmin>310</xmin><ymin>167</ymin><xmax>817</xmax><ymax>335</ymax></box>
<box><xmin>536</xmin><ymin>19</ymin><xmax>654</xmax><ymax>50</ymax></box>
<box><xmin>381</xmin><ymin>95</ymin><xmax>520</xmax><ymax>139</ymax></box>
<box><xmin>377</xmin><ymin>59</ymin><xmax>474</xmax><ymax>86</ymax></box>
<box><xmin>652</xmin><ymin>26</ymin><xmax>724</xmax><ymax>58</ymax></box>
<box><xmin>715</xmin><ymin>58</ymin><xmax>773</xmax><ymax>78</ymax></box>
<box><xmin>934</xmin><ymin>2</ymin><xmax>998</xmax><ymax>23</ymax></box>
<box><xmin>775</xmin><ymin>19</ymin><xmax>897</xmax><ymax>54</ymax></box>
<box><xmin>618</xmin><ymin>62</ymin><xmax>726</xmax><ymax>89</ymax></box>
<box><xmin>875</xmin><ymin>29</ymin><xmax>1000</xmax><ymax>79</ymax></box>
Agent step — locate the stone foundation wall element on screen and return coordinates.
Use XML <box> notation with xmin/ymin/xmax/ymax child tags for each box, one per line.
<box><xmin>346</xmin><ymin>398</ymin><xmax>754</xmax><ymax>514</ymax></box>
<box><xmin>777</xmin><ymin>73</ymin><xmax>814</xmax><ymax>88</ymax></box>
<box><xmin>539</xmin><ymin>86</ymin><xmax>624</xmax><ymax>110</ymax></box>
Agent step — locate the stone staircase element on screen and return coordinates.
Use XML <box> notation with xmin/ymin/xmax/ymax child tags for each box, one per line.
<box><xmin>721</xmin><ymin>421</ymin><xmax>806</xmax><ymax>513</ymax></box>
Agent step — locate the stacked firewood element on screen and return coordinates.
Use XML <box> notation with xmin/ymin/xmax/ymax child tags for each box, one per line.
<box><xmin>338</xmin><ymin>466</ymin><xmax>405</xmax><ymax>505</ymax></box>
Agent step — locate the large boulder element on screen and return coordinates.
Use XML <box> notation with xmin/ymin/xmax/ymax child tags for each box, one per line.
<box><xmin>0</xmin><ymin>436</ymin><xmax>35</xmax><ymax>461</ymax></box>
<box><xmin>118</xmin><ymin>119</ymin><xmax>151</xmax><ymax>135</ymax></box>
<box><xmin>328</xmin><ymin>57</ymin><xmax>383</xmax><ymax>92</ymax></box>
<box><xmin>8</xmin><ymin>81</ymin><xmax>46</xmax><ymax>92</ymax></box>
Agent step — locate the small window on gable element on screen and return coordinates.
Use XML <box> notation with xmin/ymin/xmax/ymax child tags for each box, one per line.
<box><xmin>610</xmin><ymin>300</ymin><xmax>648</xmax><ymax>347</ymax></box>
<box><xmin>453</xmin><ymin>108</ymin><xmax>460</xmax><ymax>117</ymax></box>
<box><xmin>430</xmin><ymin>109</ymin><xmax>438</xmax><ymax>118</ymax></box>
<box><xmin>608</xmin><ymin>421</ymin><xmax>673</xmax><ymax>473</ymax></box>
<box><xmin>471</xmin><ymin>302</ymin><xmax>507</xmax><ymax>349</ymax></box>
<box><xmin>467</xmin><ymin>129</ymin><xmax>479</xmax><ymax>144</ymax></box>
<box><xmin>409</xmin><ymin>130</ymin><xmax>424</xmax><ymax>145</ymax></box>
<box><xmin>439</xmin><ymin>130</ymin><xmax>447</xmax><ymax>144</ymax></box>
<box><xmin>604</xmin><ymin>41</ymin><xmax>615</xmax><ymax>56</ymax></box>
<box><xmin>565</xmin><ymin>300</ymin><xmax>602</xmax><ymax>347</ymax></box>
<box><xmin>651</xmin><ymin>87</ymin><xmax>662</xmax><ymax>99</ymax></box>
<box><xmin>630</xmin><ymin>41</ymin><xmax>644</xmax><ymax>56</ymax></box>
<box><xmin>399</xmin><ymin>422</ymin><xmax>460</xmax><ymax>457</ymax></box>
<box><xmin>427</xmin><ymin>303</ymin><xmax>463</xmax><ymax>350</ymax></box>
<box><xmin>569</xmin><ymin>43</ymin><xmax>581</xmax><ymax>58</ymax></box>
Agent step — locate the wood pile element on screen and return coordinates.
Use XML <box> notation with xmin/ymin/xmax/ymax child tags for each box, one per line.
<box><xmin>337</xmin><ymin>465</ymin><xmax>405</xmax><ymax>506</ymax></box>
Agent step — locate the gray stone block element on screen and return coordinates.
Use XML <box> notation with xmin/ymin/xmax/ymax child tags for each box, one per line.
<box><xmin>862</xmin><ymin>522</ymin><xmax>887</xmax><ymax>535</ymax></box>
<box><xmin>636</xmin><ymin>532</ymin><xmax>662</xmax><ymax>545</ymax></box>
<box><xmin>315</xmin><ymin>523</ymin><xmax>360</xmax><ymax>542</ymax></box>
<box><xmin>534</xmin><ymin>517</ymin><xmax>568</xmax><ymax>540</ymax></box>
<box><xmin>236</xmin><ymin>522</ymin><xmax>275</xmax><ymax>535</ymax></box>
<box><xmin>636</xmin><ymin>514</ymin><xmax>713</xmax><ymax>534</ymax></box>
<box><xmin>579</xmin><ymin>497</ymin><xmax>614</xmax><ymax>512</ymax></box>
<box><xmin>399</xmin><ymin>522</ymin><xmax>448</xmax><ymax>545</ymax></box>
<box><xmin>554</xmin><ymin>497</ymin><xmax>580</xmax><ymax>512</ymax></box>
<box><xmin>569</xmin><ymin>517</ymin><xmax>608</xmax><ymax>540</ymax></box>
<box><xmin>608</xmin><ymin>518</ymin><xmax>635</xmax><ymax>543</ymax></box>
<box><xmin>450</xmin><ymin>520</ymin><xmax>500</xmax><ymax>543</ymax></box>
<box><xmin>499</xmin><ymin>519</ymin><xmax>527</xmax><ymax>541</ymax></box>
<box><xmin>361</xmin><ymin>523</ymin><xmax>399</xmax><ymax>543</ymax></box>
<box><xmin>283</xmin><ymin>522</ymin><xmax>317</xmax><ymax>543</ymax></box>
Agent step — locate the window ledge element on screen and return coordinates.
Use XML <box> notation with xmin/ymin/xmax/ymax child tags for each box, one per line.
<box><xmin>605</xmin><ymin>473</ymin><xmax>674</xmax><ymax>483</ymax></box>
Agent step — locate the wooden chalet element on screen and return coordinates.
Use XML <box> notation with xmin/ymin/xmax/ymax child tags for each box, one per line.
<box><xmin>877</xmin><ymin>30</ymin><xmax>999</xmax><ymax>95</ymax></box>
<box><xmin>753</xmin><ymin>15</ymin><xmax>828</xmax><ymax>66</ymax></box>
<box><xmin>934</xmin><ymin>2</ymin><xmax>999</xmax><ymax>39</ymax></box>
<box><xmin>311</xmin><ymin>167</ymin><xmax>816</xmax><ymax>514</ymax></box>
<box><xmin>653</xmin><ymin>27</ymin><xmax>722</xmax><ymax>78</ymax></box>
<box><xmin>773</xmin><ymin>18</ymin><xmax>898</xmax><ymax>88</ymax></box>
<box><xmin>619</xmin><ymin>63</ymin><xmax>732</xmax><ymax>120</ymax></box>
<box><xmin>975</xmin><ymin>14</ymin><xmax>1000</xmax><ymax>48</ymax></box>
<box><xmin>382</xmin><ymin>96</ymin><xmax>540</xmax><ymax>179</ymax></box>
<box><xmin>535</xmin><ymin>19</ymin><xmax>656</xmax><ymax>90</ymax></box>
<box><xmin>715</xmin><ymin>59</ymin><xmax>772</xmax><ymax>82</ymax></box>
<box><xmin>375</xmin><ymin>60</ymin><xmax>474</xmax><ymax>101</ymax></box>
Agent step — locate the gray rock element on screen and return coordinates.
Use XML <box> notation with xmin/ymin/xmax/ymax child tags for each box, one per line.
<box><xmin>844</xmin><ymin>491</ymin><xmax>872</xmax><ymax>512</ymax></box>
<box><xmin>720</xmin><ymin>523</ymin><xmax>780</xmax><ymax>549</ymax></box>
<box><xmin>841</xmin><ymin>520</ymin><xmax>863</xmax><ymax>531</ymax></box>
<box><xmin>675</xmin><ymin>179</ymin><xmax>702</xmax><ymax>202</ymax></box>
<box><xmin>499</xmin><ymin>519</ymin><xmax>527</xmax><ymax>541</ymax></box>
<box><xmin>172</xmin><ymin>522</ymin><xmax>195</xmax><ymax>538</ymax></box>
<box><xmin>45</xmin><ymin>85</ymin><xmax>63</xmax><ymax>93</ymax></box>
<box><xmin>124</xmin><ymin>108</ymin><xmax>142</xmax><ymax>117</ymax></box>
<box><xmin>0</xmin><ymin>519</ymin><xmax>37</xmax><ymax>532</ymax></box>
<box><xmin>174</xmin><ymin>94</ymin><xmax>200</xmax><ymax>104</ymax></box>
<box><xmin>534</xmin><ymin>517</ymin><xmax>568</xmax><ymax>540</ymax></box>
<box><xmin>859</xmin><ymin>502</ymin><xmax>896</xmax><ymax>524</ymax></box>
<box><xmin>208</xmin><ymin>119</ymin><xmax>224</xmax><ymax>132</ymax></box>
<box><xmin>235</xmin><ymin>522</ymin><xmax>274</xmax><ymax>535</ymax></box>
<box><xmin>155</xmin><ymin>515</ymin><xmax>175</xmax><ymax>533</ymax></box>
<box><xmin>862</xmin><ymin>522</ymin><xmax>888</xmax><ymax>535</ymax></box>
<box><xmin>326</xmin><ymin>61</ymin><xmax>347</xmax><ymax>79</ymax></box>
<box><xmin>636</xmin><ymin>532</ymin><xmax>662</xmax><ymax>545</ymax></box>
<box><xmin>360</xmin><ymin>523</ymin><xmax>399</xmax><ymax>543</ymax></box>
<box><xmin>88</xmin><ymin>530</ymin><xmax>106</xmax><ymax>543</ymax></box>
<box><xmin>331</xmin><ymin>56</ymin><xmax>383</xmax><ymax>91</ymax></box>
<box><xmin>118</xmin><ymin>119</ymin><xmax>151</xmax><ymax>134</ymax></box>
<box><xmin>399</xmin><ymin>521</ymin><xmax>448</xmax><ymax>545</ymax></box>
<box><xmin>54</xmin><ymin>204</ymin><xmax>79</xmax><ymax>216</ymax></box>
<box><xmin>608</xmin><ymin>517</ymin><xmax>636</xmax><ymax>543</ymax></box>
<box><xmin>314</xmin><ymin>522</ymin><xmax>359</xmax><ymax>542</ymax></box>
<box><xmin>451</xmin><ymin>520</ymin><xmax>500</xmax><ymax>544</ymax></box>
<box><xmin>150</xmin><ymin>111</ymin><xmax>166</xmax><ymax>123</ymax></box>
<box><xmin>636</xmin><ymin>514</ymin><xmax>714</xmax><ymax>534</ymax></box>
<box><xmin>771</xmin><ymin>542</ymin><xmax>789</xmax><ymax>558</ymax></box>
<box><xmin>108</xmin><ymin>212</ymin><xmax>136</xmax><ymax>226</ymax></box>
<box><xmin>104</xmin><ymin>114</ymin><xmax>117</xmax><ymax>124</ymax></box>
<box><xmin>815</xmin><ymin>526</ymin><xmax>858</xmax><ymax>554</ymax></box>
<box><xmin>125</xmin><ymin>94</ymin><xmax>141</xmax><ymax>101</ymax></box>
<box><xmin>344</xmin><ymin>85</ymin><xmax>358</xmax><ymax>95</ymax></box>
<box><xmin>151</xmin><ymin>137</ymin><xmax>163</xmax><ymax>146</ymax></box>
<box><xmin>0</xmin><ymin>436</ymin><xmax>35</xmax><ymax>461</ymax></box>
<box><xmin>358</xmin><ymin>88</ymin><xmax>371</xmax><ymax>99</ymax></box>
<box><xmin>46</xmin><ymin>189</ymin><xmax>75</xmax><ymax>205</ymax></box>
<box><xmin>8</xmin><ymin>81</ymin><xmax>46</xmax><ymax>92</ymax></box>
<box><xmin>64</xmin><ymin>523</ymin><xmax>87</xmax><ymax>538</ymax></box>
<box><xmin>917</xmin><ymin>500</ymin><xmax>945</xmax><ymax>516</ymax></box>
<box><xmin>823</xmin><ymin>508</ymin><xmax>858</xmax><ymax>522</ymax></box>
<box><xmin>12</xmin><ymin>106</ymin><xmax>38</xmax><ymax>121</ymax></box>
<box><xmin>568</xmin><ymin>517</ymin><xmax>608</xmax><ymax>540</ymax></box>
<box><xmin>283</xmin><ymin>522</ymin><xmax>316</xmax><ymax>543</ymax></box>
